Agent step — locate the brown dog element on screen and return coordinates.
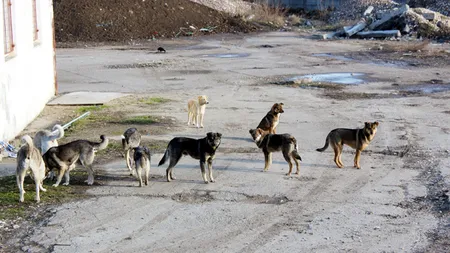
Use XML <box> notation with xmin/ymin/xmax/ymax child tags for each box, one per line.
<box><xmin>256</xmin><ymin>103</ymin><xmax>284</xmax><ymax>134</ymax></box>
<box><xmin>316</xmin><ymin>122</ymin><xmax>379</xmax><ymax>169</ymax></box>
<box><xmin>249</xmin><ymin>128</ymin><xmax>302</xmax><ymax>176</ymax></box>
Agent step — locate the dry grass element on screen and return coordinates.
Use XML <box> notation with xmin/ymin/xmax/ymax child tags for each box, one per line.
<box><xmin>246</xmin><ymin>1</ymin><xmax>286</xmax><ymax>27</ymax></box>
<box><xmin>382</xmin><ymin>40</ymin><xmax>431</xmax><ymax>53</ymax></box>
<box><xmin>287</xmin><ymin>14</ymin><xmax>302</xmax><ymax>25</ymax></box>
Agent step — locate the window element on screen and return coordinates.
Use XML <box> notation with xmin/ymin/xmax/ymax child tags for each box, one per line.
<box><xmin>32</xmin><ymin>0</ymin><xmax>38</xmax><ymax>41</ymax></box>
<box><xmin>2</xmin><ymin>0</ymin><xmax>14</xmax><ymax>54</ymax></box>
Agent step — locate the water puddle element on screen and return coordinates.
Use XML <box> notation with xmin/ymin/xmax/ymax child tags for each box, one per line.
<box><xmin>180</xmin><ymin>45</ymin><xmax>221</xmax><ymax>50</ymax></box>
<box><xmin>312</xmin><ymin>53</ymin><xmax>353</xmax><ymax>61</ymax></box>
<box><xmin>400</xmin><ymin>84</ymin><xmax>450</xmax><ymax>94</ymax></box>
<box><xmin>289</xmin><ymin>73</ymin><xmax>366</xmax><ymax>85</ymax></box>
<box><xmin>201</xmin><ymin>53</ymin><xmax>250</xmax><ymax>58</ymax></box>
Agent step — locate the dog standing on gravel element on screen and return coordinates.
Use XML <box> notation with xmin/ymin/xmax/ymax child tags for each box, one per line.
<box><xmin>122</xmin><ymin>128</ymin><xmax>141</xmax><ymax>175</ymax></box>
<box><xmin>256</xmin><ymin>103</ymin><xmax>284</xmax><ymax>134</ymax></box>
<box><xmin>133</xmin><ymin>146</ymin><xmax>151</xmax><ymax>187</ymax></box>
<box><xmin>316</xmin><ymin>121</ymin><xmax>379</xmax><ymax>169</ymax></box>
<box><xmin>16</xmin><ymin>135</ymin><xmax>47</xmax><ymax>203</ymax></box>
<box><xmin>249</xmin><ymin>128</ymin><xmax>302</xmax><ymax>176</ymax></box>
<box><xmin>43</xmin><ymin>135</ymin><xmax>109</xmax><ymax>187</ymax></box>
<box><xmin>187</xmin><ymin>95</ymin><xmax>209</xmax><ymax>128</ymax></box>
<box><xmin>158</xmin><ymin>132</ymin><xmax>222</xmax><ymax>183</ymax></box>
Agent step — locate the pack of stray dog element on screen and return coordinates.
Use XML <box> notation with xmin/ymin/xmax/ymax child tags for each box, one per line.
<box><xmin>13</xmin><ymin>96</ymin><xmax>379</xmax><ymax>203</ymax></box>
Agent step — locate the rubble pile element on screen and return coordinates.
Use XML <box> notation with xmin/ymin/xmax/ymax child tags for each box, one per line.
<box><xmin>329</xmin><ymin>0</ymin><xmax>399</xmax><ymax>23</ymax></box>
<box><xmin>320</xmin><ymin>4</ymin><xmax>450</xmax><ymax>40</ymax></box>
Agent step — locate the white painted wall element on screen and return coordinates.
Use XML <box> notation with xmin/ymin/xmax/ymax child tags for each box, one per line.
<box><xmin>0</xmin><ymin>0</ymin><xmax>56</xmax><ymax>141</ymax></box>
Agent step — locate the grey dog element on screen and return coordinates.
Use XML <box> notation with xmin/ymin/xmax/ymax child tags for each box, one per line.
<box><xmin>158</xmin><ymin>132</ymin><xmax>222</xmax><ymax>183</ymax></box>
<box><xmin>43</xmin><ymin>135</ymin><xmax>108</xmax><ymax>187</ymax></box>
<box><xmin>133</xmin><ymin>146</ymin><xmax>151</xmax><ymax>187</ymax></box>
<box><xmin>122</xmin><ymin>128</ymin><xmax>141</xmax><ymax>175</ymax></box>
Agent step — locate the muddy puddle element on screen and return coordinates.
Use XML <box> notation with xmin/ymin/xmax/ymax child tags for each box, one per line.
<box><xmin>201</xmin><ymin>53</ymin><xmax>250</xmax><ymax>58</ymax></box>
<box><xmin>399</xmin><ymin>83</ymin><xmax>450</xmax><ymax>94</ymax></box>
<box><xmin>312</xmin><ymin>53</ymin><xmax>353</xmax><ymax>61</ymax></box>
<box><xmin>290</xmin><ymin>73</ymin><xmax>366</xmax><ymax>85</ymax></box>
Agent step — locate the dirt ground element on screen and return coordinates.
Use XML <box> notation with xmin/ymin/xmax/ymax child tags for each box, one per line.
<box><xmin>54</xmin><ymin>0</ymin><xmax>257</xmax><ymax>42</ymax></box>
<box><xmin>1</xmin><ymin>32</ymin><xmax>450</xmax><ymax>252</ymax></box>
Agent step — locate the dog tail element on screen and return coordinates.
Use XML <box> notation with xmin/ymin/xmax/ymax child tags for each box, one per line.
<box><xmin>94</xmin><ymin>135</ymin><xmax>109</xmax><ymax>150</ymax></box>
<box><xmin>291</xmin><ymin>137</ymin><xmax>302</xmax><ymax>161</ymax></box>
<box><xmin>22</xmin><ymin>135</ymin><xmax>34</xmax><ymax>150</ymax></box>
<box><xmin>49</xmin><ymin>124</ymin><xmax>64</xmax><ymax>141</ymax></box>
<box><xmin>316</xmin><ymin>134</ymin><xmax>329</xmax><ymax>152</ymax></box>
<box><xmin>158</xmin><ymin>148</ymin><xmax>169</xmax><ymax>166</ymax></box>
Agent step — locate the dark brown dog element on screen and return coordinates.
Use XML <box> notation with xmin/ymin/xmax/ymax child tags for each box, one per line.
<box><xmin>249</xmin><ymin>128</ymin><xmax>302</xmax><ymax>176</ymax></box>
<box><xmin>256</xmin><ymin>103</ymin><xmax>284</xmax><ymax>134</ymax></box>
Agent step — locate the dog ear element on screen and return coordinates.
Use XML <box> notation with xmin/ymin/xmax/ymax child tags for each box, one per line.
<box><xmin>249</xmin><ymin>129</ymin><xmax>254</xmax><ymax>134</ymax></box>
<box><xmin>206</xmin><ymin>132</ymin><xmax>213</xmax><ymax>138</ymax></box>
<box><xmin>374</xmin><ymin>121</ymin><xmax>379</xmax><ymax>126</ymax></box>
<box><xmin>364</xmin><ymin>122</ymin><xmax>370</xmax><ymax>128</ymax></box>
<box><xmin>216</xmin><ymin>133</ymin><xmax>222</xmax><ymax>138</ymax></box>
<box><xmin>280</xmin><ymin>103</ymin><xmax>284</xmax><ymax>105</ymax></box>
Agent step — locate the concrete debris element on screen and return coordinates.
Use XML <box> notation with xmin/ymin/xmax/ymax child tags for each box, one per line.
<box><xmin>319</xmin><ymin>4</ymin><xmax>450</xmax><ymax>40</ymax></box>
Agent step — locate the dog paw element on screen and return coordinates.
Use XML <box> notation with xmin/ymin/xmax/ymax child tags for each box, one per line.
<box><xmin>170</xmin><ymin>176</ymin><xmax>176</xmax><ymax>180</ymax></box>
<box><xmin>201</xmin><ymin>125</ymin><xmax>204</xmax><ymax>128</ymax></box>
<box><xmin>52</xmin><ymin>184</ymin><xmax>59</xmax><ymax>187</ymax></box>
<box><xmin>62</xmin><ymin>182</ymin><xmax>69</xmax><ymax>186</ymax></box>
<box><xmin>41</xmin><ymin>188</ymin><xmax>47</xmax><ymax>192</ymax></box>
<box><xmin>285</xmin><ymin>173</ymin><xmax>291</xmax><ymax>176</ymax></box>
<box><xmin>19</xmin><ymin>198</ymin><xmax>24</xmax><ymax>203</ymax></box>
<box><xmin>210</xmin><ymin>179</ymin><xmax>215</xmax><ymax>183</ymax></box>
<box><xmin>204</xmin><ymin>181</ymin><xmax>209</xmax><ymax>184</ymax></box>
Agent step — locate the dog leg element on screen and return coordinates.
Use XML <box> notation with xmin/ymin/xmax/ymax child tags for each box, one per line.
<box><xmin>62</xmin><ymin>170</ymin><xmax>70</xmax><ymax>186</ymax></box>
<box><xmin>283</xmin><ymin>153</ymin><xmax>293</xmax><ymax>176</ymax></box>
<box><xmin>294</xmin><ymin>156</ymin><xmax>300</xmax><ymax>175</ymax></box>
<box><xmin>263</xmin><ymin>151</ymin><xmax>272</xmax><ymax>172</ymax></box>
<box><xmin>337</xmin><ymin>146</ymin><xmax>345</xmax><ymax>168</ymax></box>
<box><xmin>187</xmin><ymin>112</ymin><xmax>191</xmax><ymax>126</ymax></box>
<box><xmin>86</xmin><ymin>165</ymin><xmax>95</xmax><ymax>185</ymax></box>
<box><xmin>125</xmin><ymin>149</ymin><xmax>134</xmax><ymax>175</ymax></box>
<box><xmin>354</xmin><ymin>150</ymin><xmax>362</xmax><ymax>169</ymax></box>
<box><xmin>207</xmin><ymin>157</ymin><xmax>215</xmax><ymax>183</ymax></box>
<box><xmin>200</xmin><ymin>113</ymin><xmax>204</xmax><ymax>128</ymax></box>
<box><xmin>200</xmin><ymin>160</ymin><xmax>208</xmax><ymax>183</ymax></box>
<box><xmin>34</xmin><ymin>175</ymin><xmax>41</xmax><ymax>203</ymax></box>
<box><xmin>16</xmin><ymin>170</ymin><xmax>26</xmax><ymax>202</ymax></box>
<box><xmin>333</xmin><ymin>146</ymin><xmax>344</xmax><ymax>168</ymax></box>
<box><xmin>136</xmin><ymin>165</ymin><xmax>143</xmax><ymax>187</ymax></box>
<box><xmin>144</xmin><ymin>163</ymin><xmax>150</xmax><ymax>186</ymax></box>
<box><xmin>53</xmin><ymin>168</ymin><xmax>66</xmax><ymax>187</ymax></box>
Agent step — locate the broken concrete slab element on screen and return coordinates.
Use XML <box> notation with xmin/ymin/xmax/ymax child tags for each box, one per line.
<box><xmin>355</xmin><ymin>30</ymin><xmax>401</xmax><ymax>39</ymax></box>
<box><xmin>47</xmin><ymin>91</ymin><xmax>130</xmax><ymax>106</ymax></box>
<box><xmin>346</xmin><ymin>20</ymin><xmax>368</xmax><ymax>37</ymax></box>
<box><xmin>422</xmin><ymin>12</ymin><xmax>436</xmax><ymax>21</ymax></box>
<box><xmin>369</xmin><ymin>4</ymin><xmax>409</xmax><ymax>30</ymax></box>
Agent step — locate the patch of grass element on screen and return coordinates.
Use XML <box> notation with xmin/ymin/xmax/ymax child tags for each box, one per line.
<box><xmin>382</xmin><ymin>40</ymin><xmax>430</xmax><ymax>53</ymax></box>
<box><xmin>0</xmin><ymin>175</ymin><xmax>87</xmax><ymax>220</ymax></box>
<box><xmin>139</xmin><ymin>97</ymin><xmax>171</xmax><ymax>105</ymax></box>
<box><xmin>287</xmin><ymin>14</ymin><xmax>302</xmax><ymax>25</ymax></box>
<box><xmin>119</xmin><ymin>116</ymin><xmax>160</xmax><ymax>125</ymax></box>
<box><xmin>76</xmin><ymin>105</ymin><xmax>108</xmax><ymax>114</ymax></box>
<box><xmin>245</xmin><ymin>2</ymin><xmax>286</xmax><ymax>27</ymax></box>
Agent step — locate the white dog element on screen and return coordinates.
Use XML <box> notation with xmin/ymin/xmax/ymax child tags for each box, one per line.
<box><xmin>16</xmin><ymin>135</ymin><xmax>47</xmax><ymax>202</ymax></box>
<box><xmin>187</xmin><ymin>95</ymin><xmax>209</xmax><ymax>128</ymax></box>
<box><xmin>33</xmin><ymin>124</ymin><xmax>64</xmax><ymax>180</ymax></box>
<box><xmin>33</xmin><ymin>124</ymin><xmax>64</xmax><ymax>154</ymax></box>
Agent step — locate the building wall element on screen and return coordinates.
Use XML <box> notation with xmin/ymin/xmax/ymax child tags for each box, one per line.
<box><xmin>0</xmin><ymin>0</ymin><xmax>55</xmax><ymax>141</ymax></box>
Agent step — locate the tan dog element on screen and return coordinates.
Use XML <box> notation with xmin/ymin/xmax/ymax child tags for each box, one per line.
<box><xmin>316</xmin><ymin>122</ymin><xmax>379</xmax><ymax>169</ymax></box>
<box><xmin>16</xmin><ymin>135</ymin><xmax>47</xmax><ymax>203</ymax></box>
<box><xmin>256</xmin><ymin>103</ymin><xmax>284</xmax><ymax>134</ymax></box>
<box><xmin>187</xmin><ymin>95</ymin><xmax>209</xmax><ymax>128</ymax></box>
<box><xmin>249</xmin><ymin>128</ymin><xmax>302</xmax><ymax>176</ymax></box>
